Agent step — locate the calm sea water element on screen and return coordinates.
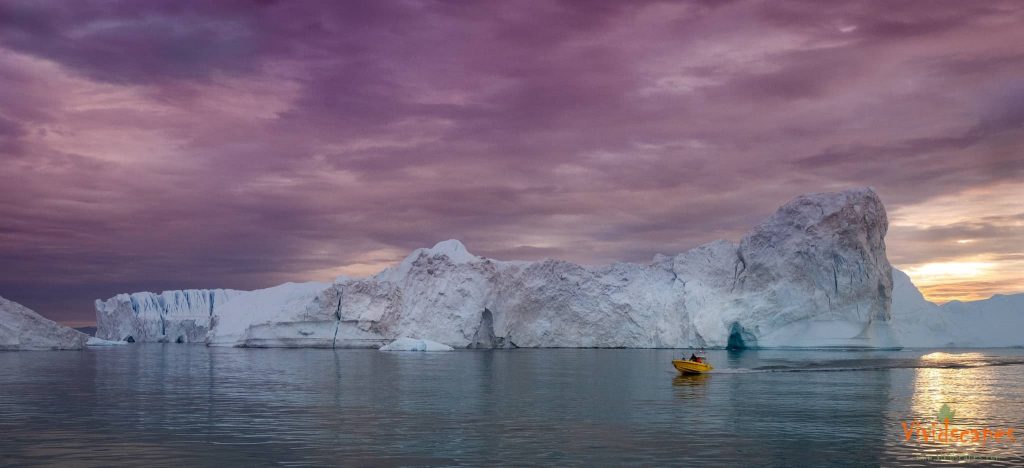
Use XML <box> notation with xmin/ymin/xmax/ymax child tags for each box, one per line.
<box><xmin>1</xmin><ymin>346</ymin><xmax>1023</xmax><ymax>467</ymax></box>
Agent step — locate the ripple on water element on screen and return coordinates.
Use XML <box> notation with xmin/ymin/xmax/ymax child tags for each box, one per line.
<box><xmin>0</xmin><ymin>346</ymin><xmax>1022</xmax><ymax>466</ymax></box>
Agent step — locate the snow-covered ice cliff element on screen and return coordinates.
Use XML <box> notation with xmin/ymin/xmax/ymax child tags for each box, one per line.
<box><xmin>1</xmin><ymin>295</ymin><xmax>88</xmax><ymax>350</ymax></box>
<box><xmin>95</xmin><ymin>289</ymin><xmax>241</xmax><ymax>343</ymax></box>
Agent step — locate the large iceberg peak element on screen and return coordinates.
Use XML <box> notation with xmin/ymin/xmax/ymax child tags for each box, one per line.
<box><xmin>380</xmin><ymin>238</ymin><xmax>480</xmax><ymax>282</ymax></box>
<box><xmin>746</xmin><ymin>187</ymin><xmax>886</xmax><ymax>242</ymax></box>
<box><xmin>428</xmin><ymin>239</ymin><xmax>475</xmax><ymax>262</ymax></box>
<box><xmin>709</xmin><ymin>187</ymin><xmax>895</xmax><ymax>348</ymax></box>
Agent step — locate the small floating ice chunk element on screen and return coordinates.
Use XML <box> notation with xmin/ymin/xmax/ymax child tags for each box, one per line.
<box><xmin>379</xmin><ymin>337</ymin><xmax>453</xmax><ymax>352</ymax></box>
<box><xmin>86</xmin><ymin>336</ymin><xmax>127</xmax><ymax>346</ymax></box>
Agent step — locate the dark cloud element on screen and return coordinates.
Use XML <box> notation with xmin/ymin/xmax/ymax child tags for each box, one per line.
<box><xmin>0</xmin><ymin>0</ymin><xmax>269</xmax><ymax>84</ymax></box>
<box><xmin>0</xmin><ymin>0</ymin><xmax>1022</xmax><ymax>322</ymax></box>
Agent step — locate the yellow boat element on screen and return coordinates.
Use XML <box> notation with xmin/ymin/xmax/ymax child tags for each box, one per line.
<box><xmin>672</xmin><ymin>359</ymin><xmax>713</xmax><ymax>375</ymax></box>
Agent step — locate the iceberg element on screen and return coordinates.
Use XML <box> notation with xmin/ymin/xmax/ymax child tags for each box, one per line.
<box><xmin>379</xmin><ymin>337</ymin><xmax>454</xmax><ymax>352</ymax></box>
<box><xmin>304</xmin><ymin>188</ymin><xmax>895</xmax><ymax>349</ymax></box>
<box><xmin>206</xmin><ymin>282</ymin><xmax>337</xmax><ymax>347</ymax></box>
<box><xmin>205</xmin><ymin>280</ymin><xmax>392</xmax><ymax>348</ymax></box>
<box><xmin>890</xmin><ymin>269</ymin><xmax>1024</xmax><ymax>348</ymax></box>
<box><xmin>94</xmin><ymin>187</ymin><xmax>1021</xmax><ymax>349</ymax></box>
<box><xmin>1</xmin><ymin>295</ymin><xmax>88</xmax><ymax>350</ymax></box>
<box><xmin>95</xmin><ymin>289</ymin><xmax>241</xmax><ymax>343</ymax></box>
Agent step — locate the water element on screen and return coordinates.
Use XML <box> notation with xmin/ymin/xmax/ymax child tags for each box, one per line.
<box><xmin>2</xmin><ymin>346</ymin><xmax>1023</xmax><ymax>467</ymax></box>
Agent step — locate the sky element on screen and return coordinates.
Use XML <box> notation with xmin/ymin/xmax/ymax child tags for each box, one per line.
<box><xmin>0</xmin><ymin>0</ymin><xmax>1021</xmax><ymax>326</ymax></box>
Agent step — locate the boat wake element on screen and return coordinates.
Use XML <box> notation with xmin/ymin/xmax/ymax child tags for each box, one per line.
<box><xmin>713</xmin><ymin>352</ymin><xmax>1024</xmax><ymax>374</ymax></box>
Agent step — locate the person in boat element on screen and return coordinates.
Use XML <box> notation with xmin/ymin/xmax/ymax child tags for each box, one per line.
<box><xmin>690</xmin><ymin>353</ymin><xmax>698</xmax><ymax>362</ymax></box>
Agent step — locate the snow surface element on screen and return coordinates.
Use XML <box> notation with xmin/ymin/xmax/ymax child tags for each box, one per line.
<box><xmin>1</xmin><ymin>295</ymin><xmax>88</xmax><ymax>350</ymax></box>
<box><xmin>379</xmin><ymin>337</ymin><xmax>454</xmax><ymax>352</ymax></box>
<box><xmin>92</xmin><ymin>188</ymin><xmax>1024</xmax><ymax>349</ymax></box>
<box><xmin>206</xmin><ymin>282</ymin><xmax>331</xmax><ymax>347</ymax></box>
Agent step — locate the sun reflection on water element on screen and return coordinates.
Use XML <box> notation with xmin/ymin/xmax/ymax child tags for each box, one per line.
<box><xmin>911</xmin><ymin>367</ymin><xmax>995</xmax><ymax>425</ymax></box>
<box><xmin>918</xmin><ymin>352</ymin><xmax>987</xmax><ymax>362</ymax></box>
<box><xmin>904</xmin><ymin>352</ymin><xmax>1015</xmax><ymax>460</ymax></box>
<box><xmin>912</xmin><ymin>353</ymin><xmax>997</xmax><ymax>424</ymax></box>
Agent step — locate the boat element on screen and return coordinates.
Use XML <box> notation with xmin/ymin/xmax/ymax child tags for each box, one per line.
<box><xmin>672</xmin><ymin>359</ymin><xmax>713</xmax><ymax>374</ymax></box>
<box><xmin>673</xmin><ymin>350</ymin><xmax>713</xmax><ymax>375</ymax></box>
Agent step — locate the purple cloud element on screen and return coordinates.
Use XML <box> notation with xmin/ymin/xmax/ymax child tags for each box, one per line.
<box><xmin>1</xmin><ymin>0</ymin><xmax>1022</xmax><ymax>323</ymax></box>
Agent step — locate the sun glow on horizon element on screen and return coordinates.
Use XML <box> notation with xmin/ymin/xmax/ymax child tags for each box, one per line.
<box><xmin>889</xmin><ymin>182</ymin><xmax>1024</xmax><ymax>304</ymax></box>
<box><xmin>904</xmin><ymin>261</ymin><xmax>995</xmax><ymax>280</ymax></box>
<box><xmin>900</xmin><ymin>258</ymin><xmax>1023</xmax><ymax>303</ymax></box>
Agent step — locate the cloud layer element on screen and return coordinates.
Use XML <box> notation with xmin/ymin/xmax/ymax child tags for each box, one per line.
<box><xmin>0</xmin><ymin>0</ymin><xmax>1021</xmax><ymax>324</ymax></box>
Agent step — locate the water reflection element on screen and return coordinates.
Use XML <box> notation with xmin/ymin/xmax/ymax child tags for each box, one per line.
<box><xmin>886</xmin><ymin>351</ymin><xmax>1024</xmax><ymax>466</ymax></box>
<box><xmin>911</xmin><ymin>352</ymin><xmax>1003</xmax><ymax>426</ymax></box>
<box><xmin>671</xmin><ymin>374</ymin><xmax>710</xmax><ymax>400</ymax></box>
<box><xmin>1</xmin><ymin>347</ymin><xmax>1023</xmax><ymax>466</ymax></box>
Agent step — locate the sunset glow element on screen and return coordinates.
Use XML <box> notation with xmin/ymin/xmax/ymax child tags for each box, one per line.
<box><xmin>888</xmin><ymin>182</ymin><xmax>1024</xmax><ymax>303</ymax></box>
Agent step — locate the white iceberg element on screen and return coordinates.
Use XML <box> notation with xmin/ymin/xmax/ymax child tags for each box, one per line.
<box><xmin>94</xmin><ymin>187</ymin><xmax>1024</xmax><ymax>349</ymax></box>
<box><xmin>1</xmin><ymin>295</ymin><xmax>88</xmax><ymax>351</ymax></box>
<box><xmin>890</xmin><ymin>269</ymin><xmax>1024</xmax><ymax>348</ymax></box>
<box><xmin>316</xmin><ymin>187</ymin><xmax>895</xmax><ymax>349</ymax></box>
<box><xmin>379</xmin><ymin>337</ymin><xmax>454</xmax><ymax>352</ymax></box>
<box><xmin>206</xmin><ymin>282</ymin><xmax>337</xmax><ymax>347</ymax></box>
<box><xmin>95</xmin><ymin>289</ymin><xmax>241</xmax><ymax>343</ymax></box>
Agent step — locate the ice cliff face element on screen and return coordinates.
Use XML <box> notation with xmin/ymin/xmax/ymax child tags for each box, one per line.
<box><xmin>294</xmin><ymin>187</ymin><xmax>894</xmax><ymax>349</ymax></box>
<box><xmin>206</xmin><ymin>282</ymin><xmax>338</xmax><ymax>347</ymax></box>
<box><xmin>720</xmin><ymin>188</ymin><xmax>893</xmax><ymax>347</ymax></box>
<box><xmin>1</xmin><ymin>295</ymin><xmax>88</xmax><ymax>350</ymax></box>
<box><xmin>95</xmin><ymin>289</ymin><xmax>241</xmax><ymax>343</ymax></box>
<box><xmin>94</xmin><ymin>187</ymin><xmax>1022</xmax><ymax>349</ymax></box>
